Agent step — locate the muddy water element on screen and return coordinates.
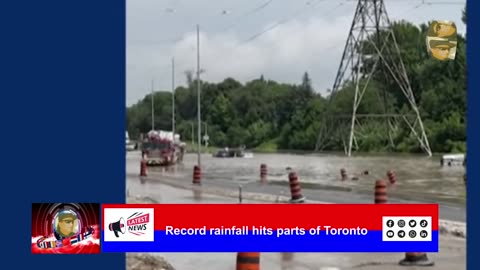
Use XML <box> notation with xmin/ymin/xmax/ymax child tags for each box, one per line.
<box><xmin>171</xmin><ymin>151</ymin><xmax>466</xmax><ymax>206</ymax></box>
<box><xmin>126</xmin><ymin>151</ymin><xmax>466</xmax><ymax>270</ymax></box>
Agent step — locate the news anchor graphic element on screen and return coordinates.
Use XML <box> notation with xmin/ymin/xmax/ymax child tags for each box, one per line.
<box><xmin>101</xmin><ymin>204</ymin><xmax>438</xmax><ymax>252</ymax></box>
<box><xmin>103</xmin><ymin>207</ymin><xmax>154</xmax><ymax>242</ymax></box>
<box><xmin>426</xmin><ymin>20</ymin><xmax>457</xmax><ymax>61</ymax></box>
<box><xmin>31</xmin><ymin>203</ymin><xmax>100</xmax><ymax>254</ymax></box>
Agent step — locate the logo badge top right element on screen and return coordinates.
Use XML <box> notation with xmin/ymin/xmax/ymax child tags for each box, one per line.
<box><xmin>426</xmin><ymin>20</ymin><xmax>457</xmax><ymax>61</ymax></box>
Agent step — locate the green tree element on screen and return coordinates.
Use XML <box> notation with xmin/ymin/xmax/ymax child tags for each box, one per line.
<box><xmin>127</xmin><ymin>13</ymin><xmax>466</xmax><ymax>154</ymax></box>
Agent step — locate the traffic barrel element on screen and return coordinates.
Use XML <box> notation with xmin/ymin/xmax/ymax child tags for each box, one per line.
<box><xmin>281</xmin><ymin>252</ymin><xmax>294</xmax><ymax>270</ymax></box>
<box><xmin>281</xmin><ymin>252</ymin><xmax>294</xmax><ymax>262</ymax></box>
<box><xmin>193</xmin><ymin>165</ymin><xmax>201</xmax><ymax>185</ymax></box>
<box><xmin>399</xmin><ymin>252</ymin><xmax>434</xmax><ymax>266</ymax></box>
<box><xmin>260</xmin><ymin>164</ymin><xmax>267</xmax><ymax>183</ymax></box>
<box><xmin>340</xmin><ymin>168</ymin><xmax>347</xmax><ymax>181</ymax></box>
<box><xmin>374</xmin><ymin>179</ymin><xmax>387</xmax><ymax>204</ymax></box>
<box><xmin>236</xmin><ymin>252</ymin><xmax>260</xmax><ymax>270</ymax></box>
<box><xmin>387</xmin><ymin>170</ymin><xmax>396</xmax><ymax>184</ymax></box>
<box><xmin>288</xmin><ymin>171</ymin><xmax>306</xmax><ymax>203</ymax></box>
<box><xmin>140</xmin><ymin>160</ymin><xmax>148</xmax><ymax>177</ymax></box>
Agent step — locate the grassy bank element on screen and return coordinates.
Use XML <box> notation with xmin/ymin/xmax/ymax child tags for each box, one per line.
<box><xmin>185</xmin><ymin>139</ymin><xmax>462</xmax><ymax>158</ymax></box>
<box><xmin>253</xmin><ymin>139</ymin><xmax>279</xmax><ymax>153</ymax></box>
<box><xmin>185</xmin><ymin>143</ymin><xmax>217</xmax><ymax>154</ymax></box>
<box><xmin>251</xmin><ymin>139</ymin><xmax>410</xmax><ymax>156</ymax></box>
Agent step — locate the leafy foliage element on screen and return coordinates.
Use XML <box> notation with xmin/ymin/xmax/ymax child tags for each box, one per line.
<box><xmin>127</xmin><ymin>19</ymin><xmax>466</xmax><ymax>154</ymax></box>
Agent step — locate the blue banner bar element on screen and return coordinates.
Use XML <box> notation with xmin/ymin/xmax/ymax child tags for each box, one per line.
<box><xmin>101</xmin><ymin>230</ymin><xmax>438</xmax><ymax>252</ymax></box>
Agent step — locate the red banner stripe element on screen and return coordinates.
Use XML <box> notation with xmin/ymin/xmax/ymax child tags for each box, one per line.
<box><xmin>102</xmin><ymin>204</ymin><xmax>438</xmax><ymax>231</ymax></box>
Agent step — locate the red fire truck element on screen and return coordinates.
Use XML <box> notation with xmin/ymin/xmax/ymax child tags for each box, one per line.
<box><xmin>141</xmin><ymin>130</ymin><xmax>182</xmax><ymax>166</ymax></box>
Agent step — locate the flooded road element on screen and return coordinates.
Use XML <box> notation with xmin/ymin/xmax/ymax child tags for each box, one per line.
<box><xmin>133</xmin><ymin>151</ymin><xmax>465</xmax><ymax>204</ymax></box>
<box><xmin>127</xmin><ymin>150</ymin><xmax>466</xmax><ymax>220</ymax></box>
<box><xmin>198</xmin><ymin>152</ymin><xmax>465</xmax><ymax>205</ymax></box>
<box><xmin>125</xmin><ymin>151</ymin><xmax>466</xmax><ymax>270</ymax></box>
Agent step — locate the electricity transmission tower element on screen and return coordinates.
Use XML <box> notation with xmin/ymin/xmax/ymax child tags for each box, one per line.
<box><xmin>315</xmin><ymin>0</ymin><xmax>432</xmax><ymax>157</ymax></box>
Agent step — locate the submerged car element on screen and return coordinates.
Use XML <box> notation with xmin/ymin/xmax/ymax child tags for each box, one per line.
<box><xmin>212</xmin><ymin>148</ymin><xmax>254</xmax><ymax>158</ymax></box>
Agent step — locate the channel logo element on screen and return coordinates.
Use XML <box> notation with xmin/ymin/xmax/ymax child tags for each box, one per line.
<box><xmin>103</xmin><ymin>208</ymin><xmax>154</xmax><ymax>242</ymax></box>
<box><xmin>31</xmin><ymin>203</ymin><xmax>100</xmax><ymax>254</ymax></box>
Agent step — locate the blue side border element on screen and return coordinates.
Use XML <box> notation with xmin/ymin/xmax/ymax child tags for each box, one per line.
<box><xmin>0</xmin><ymin>0</ymin><xmax>474</xmax><ymax>268</ymax></box>
<box><xmin>0</xmin><ymin>0</ymin><xmax>125</xmax><ymax>267</ymax></box>
<box><xmin>467</xmin><ymin>0</ymin><xmax>478</xmax><ymax>269</ymax></box>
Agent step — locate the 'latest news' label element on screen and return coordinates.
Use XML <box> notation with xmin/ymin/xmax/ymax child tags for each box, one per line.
<box><xmin>103</xmin><ymin>208</ymin><xmax>155</xmax><ymax>242</ymax></box>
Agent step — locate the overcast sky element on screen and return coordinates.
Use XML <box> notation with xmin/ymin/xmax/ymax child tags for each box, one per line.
<box><xmin>126</xmin><ymin>0</ymin><xmax>466</xmax><ymax>106</ymax></box>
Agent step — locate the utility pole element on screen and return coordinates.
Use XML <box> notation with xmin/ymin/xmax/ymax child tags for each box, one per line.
<box><xmin>191</xmin><ymin>123</ymin><xmax>194</xmax><ymax>147</ymax></box>
<box><xmin>172</xmin><ymin>57</ymin><xmax>175</xmax><ymax>136</ymax></box>
<box><xmin>204</xmin><ymin>122</ymin><xmax>209</xmax><ymax>149</ymax></box>
<box><xmin>151</xmin><ymin>79</ymin><xmax>154</xmax><ymax>131</ymax></box>
<box><xmin>196</xmin><ymin>24</ymin><xmax>202</xmax><ymax>167</ymax></box>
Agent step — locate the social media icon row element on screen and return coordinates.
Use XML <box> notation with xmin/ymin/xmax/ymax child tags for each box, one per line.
<box><xmin>386</xmin><ymin>219</ymin><xmax>428</xmax><ymax>228</ymax></box>
<box><xmin>386</xmin><ymin>230</ymin><xmax>429</xmax><ymax>238</ymax></box>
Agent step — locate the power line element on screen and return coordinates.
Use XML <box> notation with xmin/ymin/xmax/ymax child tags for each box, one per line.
<box><xmin>238</xmin><ymin>0</ymin><xmax>324</xmax><ymax>44</ymax></box>
<box><xmin>133</xmin><ymin>0</ymin><xmax>465</xmax><ymax>86</ymax></box>
<box><xmin>393</xmin><ymin>0</ymin><xmax>464</xmax><ymax>21</ymax></box>
<box><xmin>130</xmin><ymin>2</ymin><xmax>276</xmax><ymax>72</ymax></box>
<box><xmin>139</xmin><ymin>0</ymin><xmax>351</xmax><ymax>85</ymax></box>
<box><xmin>424</xmin><ymin>0</ymin><xmax>464</xmax><ymax>4</ymax></box>
<box><xmin>219</xmin><ymin>0</ymin><xmax>275</xmax><ymax>32</ymax></box>
<box><xmin>238</xmin><ymin>0</ymin><xmax>350</xmax><ymax>46</ymax></box>
<box><xmin>148</xmin><ymin>0</ymin><xmax>275</xmax><ymax>44</ymax></box>
<box><xmin>184</xmin><ymin>0</ymin><xmax>351</xmax><ymax>87</ymax></box>
<box><xmin>145</xmin><ymin>1</ymin><xmax>339</xmax><ymax>76</ymax></box>
<box><xmin>131</xmin><ymin>0</ymin><xmax>463</xmax><ymax>45</ymax></box>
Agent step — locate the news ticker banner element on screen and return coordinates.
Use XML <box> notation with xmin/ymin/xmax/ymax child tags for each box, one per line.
<box><xmin>101</xmin><ymin>204</ymin><xmax>438</xmax><ymax>252</ymax></box>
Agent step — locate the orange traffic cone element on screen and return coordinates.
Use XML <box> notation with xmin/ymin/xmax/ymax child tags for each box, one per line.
<box><xmin>374</xmin><ymin>179</ymin><xmax>387</xmax><ymax>204</ymax></box>
<box><xmin>340</xmin><ymin>168</ymin><xmax>347</xmax><ymax>181</ymax></box>
<box><xmin>260</xmin><ymin>164</ymin><xmax>267</xmax><ymax>183</ymax></box>
<box><xmin>236</xmin><ymin>252</ymin><xmax>260</xmax><ymax>270</ymax></box>
<box><xmin>193</xmin><ymin>165</ymin><xmax>201</xmax><ymax>185</ymax></box>
<box><xmin>288</xmin><ymin>171</ymin><xmax>305</xmax><ymax>203</ymax></box>
<box><xmin>140</xmin><ymin>160</ymin><xmax>148</xmax><ymax>177</ymax></box>
<box><xmin>399</xmin><ymin>252</ymin><xmax>434</xmax><ymax>266</ymax></box>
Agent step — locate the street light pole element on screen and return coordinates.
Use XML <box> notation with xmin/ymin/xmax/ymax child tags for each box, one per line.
<box><xmin>191</xmin><ymin>122</ymin><xmax>194</xmax><ymax>148</ymax></box>
<box><xmin>172</xmin><ymin>57</ymin><xmax>175</xmax><ymax>135</ymax></box>
<box><xmin>151</xmin><ymin>79</ymin><xmax>155</xmax><ymax>131</ymax></box>
<box><xmin>196</xmin><ymin>24</ymin><xmax>202</xmax><ymax>167</ymax></box>
<box><xmin>204</xmin><ymin>122</ymin><xmax>209</xmax><ymax>150</ymax></box>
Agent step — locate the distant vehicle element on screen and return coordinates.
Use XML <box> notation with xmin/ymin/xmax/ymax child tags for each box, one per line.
<box><xmin>441</xmin><ymin>153</ymin><xmax>465</xmax><ymax>166</ymax></box>
<box><xmin>126</xmin><ymin>143</ymin><xmax>136</xmax><ymax>151</ymax></box>
<box><xmin>212</xmin><ymin>147</ymin><xmax>254</xmax><ymax>158</ymax></box>
<box><xmin>243</xmin><ymin>152</ymin><xmax>254</xmax><ymax>158</ymax></box>
<box><xmin>126</xmin><ymin>131</ymin><xmax>136</xmax><ymax>151</ymax></box>
<box><xmin>141</xmin><ymin>130</ymin><xmax>184</xmax><ymax>166</ymax></box>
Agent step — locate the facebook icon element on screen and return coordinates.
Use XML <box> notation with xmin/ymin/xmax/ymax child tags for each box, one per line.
<box><xmin>386</xmin><ymin>220</ymin><xmax>394</xmax><ymax>228</ymax></box>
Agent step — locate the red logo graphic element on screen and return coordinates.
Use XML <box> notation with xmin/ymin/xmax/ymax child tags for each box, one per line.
<box><xmin>108</xmin><ymin>212</ymin><xmax>150</xmax><ymax>238</ymax></box>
